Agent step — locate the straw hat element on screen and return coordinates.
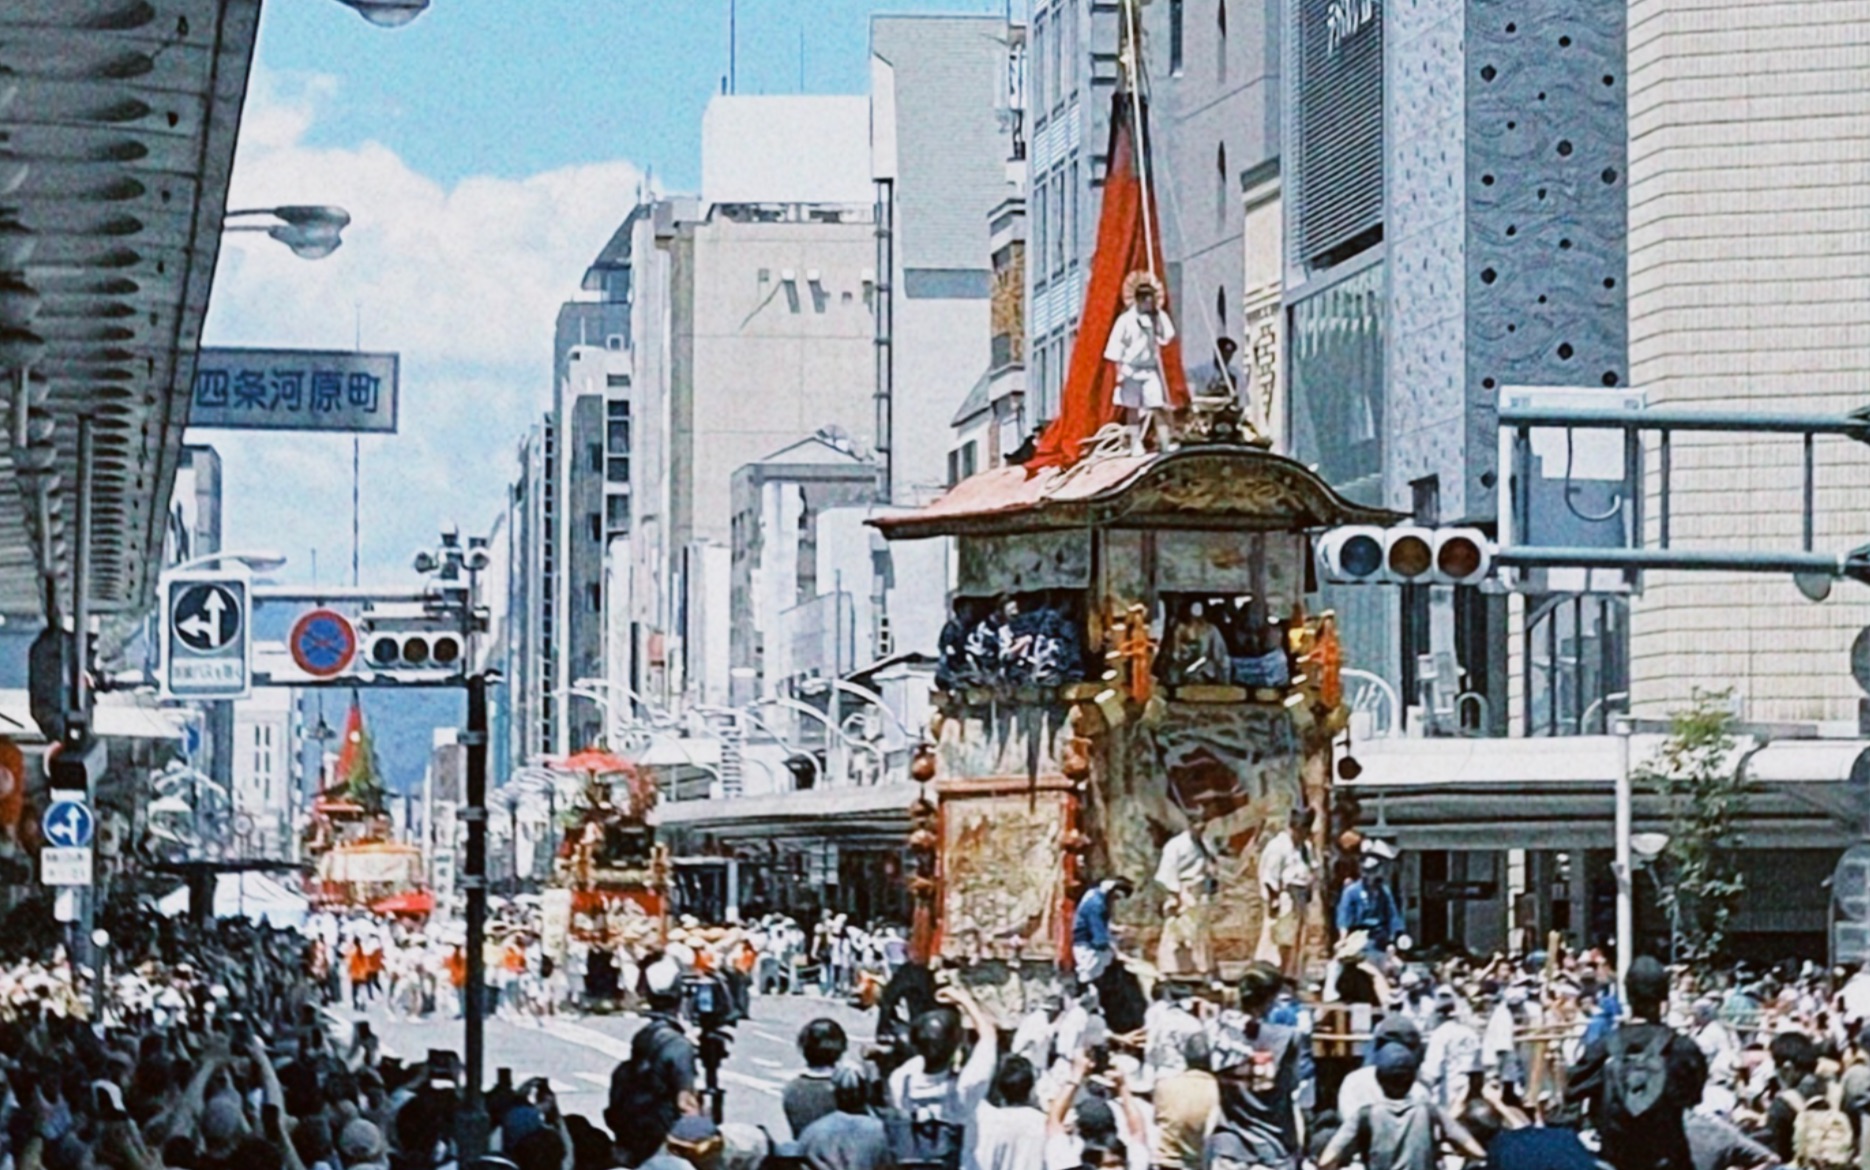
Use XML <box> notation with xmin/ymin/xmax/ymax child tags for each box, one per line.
<box><xmin>1121</xmin><ymin>269</ymin><xmax>1166</xmax><ymax>307</ymax></box>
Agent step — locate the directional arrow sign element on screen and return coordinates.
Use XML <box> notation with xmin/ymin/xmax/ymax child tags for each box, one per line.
<box><xmin>42</xmin><ymin>798</ymin><xmax>93</xmax><ymax>849</ymax></box>
<box><xmin>162</xmin><ymin>571</ymin><xmax>251</xmax><ymax>700</ymax></box>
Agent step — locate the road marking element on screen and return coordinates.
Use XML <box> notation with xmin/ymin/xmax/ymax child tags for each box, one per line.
<box><xmin>751</xmin><ymin>1058</ymin><xmax>784</xmax><ymax>1070</ymax></box>
<box><xmin>719</xmin><ymin>1070</ymin><xmax>781</xmax><ymax>1097</ymax></box>
<box><xmin>541</xmin><ymin>1019</ymin><xmax>634</xmax><ymax>1062</ymax></box>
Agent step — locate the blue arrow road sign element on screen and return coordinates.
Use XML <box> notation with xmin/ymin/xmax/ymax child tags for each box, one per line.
<box><xmin>43</xmin><ymin>800</ymin><xmax>94</xmax><ymax>849</ymax></box>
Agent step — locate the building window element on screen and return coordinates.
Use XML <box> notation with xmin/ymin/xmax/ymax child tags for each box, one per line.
<box><xmin>1033</xmin><ymin>13</ymin><xmax>1046</xmax><ymax>111</ymax></box>
<box><xmin>589</xmin><ymin>512</ymin><xmax>602</xmax><ymax>543</ymax></box>
<box><xmin>587</xmin><ymin>442</ymin><xmax>602</xmax><ymax>473</ymax></box>
<box><xmin>588</xmin><ymin>583</ymin><xmax>602</xmax><ymax>613</ymax></box>
<box><xmin>1052</xmin><ymin>174</ymin><xmax>1066</xmax><ymax>275</ymax></box>
<box><xmin>1216</xmin><ymin>141</ymin><xmax>1228</xmax><ymax>228</ymax></box>
<box><xmin>1065</xmin><ymin>0</ymin><xmax>1079</xmax><ymax>99</ymax></box>
<box><xmin>607</xmin><ymin>456</ymin><xmax>630</xmax><ymax>484</ymax></box>
<box><xmin>1049</xmin><ymin>2</ymin><xmax>1063</xmax><ymax>106</ymax></box>
<box><xmin>1288</xmin><ymin>263</ymin><xmax>1385</xmax><ymax>505</ymax></box>
<box><xmin>1068</xmin><ymin>161</ymin><xmax>1080</xmax><ymax>265</ymax></box>
<box><xmin>606</xmin><ymin>495</ymin><xmax>630</xmax><ymax>532</ymax></box>
<box><xmin>606</xmin><ymin>373</ymin><xmax>629</xmax><ymax>388</ymax></box>
<box><xmin>1216</xmin><ymin>284</ymin><xmax>1228</xmax><ymax>330</ymax></box>
<box><xmin>1034</xmin><ymin>180</ymin><xmax>1049</xmax><ymax>287</ymax></box>
<box><xmin>1170</xmin><ymin>0</ymin><xmax>1184</xmax><ymax>74</ymax></box>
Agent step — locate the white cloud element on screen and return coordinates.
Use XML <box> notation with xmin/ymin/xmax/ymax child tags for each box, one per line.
<box><xmin>199</xmin><ymin>68</ymin><xmax>646</xmax><ymax>585</ymax></box>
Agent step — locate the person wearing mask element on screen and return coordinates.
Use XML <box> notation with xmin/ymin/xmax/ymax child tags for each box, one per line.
<box><xmin>1566</xmin><ymin>955</ymin><xmax>1708</xmax><ymax>1170</ymax></box>
<box><xmin>606</xmin><ymin>957</ymin><xmax>701</xmax><ymax>1167</ymax></box>
<box><xmin>784</xmin><ymin>1019</ymin><xmax>848</xmax><ymax>1140</ymax></box>
<box><xmin>970</xmin><ymin>1056</ymin><xmax>1047</xmax><ymax>1170</ymax></box>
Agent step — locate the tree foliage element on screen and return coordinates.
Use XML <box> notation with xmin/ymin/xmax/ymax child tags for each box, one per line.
<box><xmin>1633</xmin><ymin>688</ymin><xmax>1746</xmax><ymax>963</ymax></box>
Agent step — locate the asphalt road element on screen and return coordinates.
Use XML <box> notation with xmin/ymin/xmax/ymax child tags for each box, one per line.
<box><xmin>337</xmin><ymin>992</ymin><xmax>879</xmax><ymax>1138</ymax></box>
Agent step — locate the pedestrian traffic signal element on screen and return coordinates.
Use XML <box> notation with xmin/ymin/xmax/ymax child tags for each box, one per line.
<box><xmin>1315</xmin><ymin>525</ymin><xmax>1493</xmax><ymax>585</ymax></box>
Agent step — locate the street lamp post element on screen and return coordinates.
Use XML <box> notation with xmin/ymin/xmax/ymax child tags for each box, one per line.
<box><xmin>224</xmin><ymin>207</ymin><xmax>352</xmax><ymax>260</ymax></box>
<box><xmin>335</xmin><ymin>0</ymin><xmax>431</xmax><ymax>25</ymax></box>
<box><xmin>1614</xmin><ymin>718</ymin><xmax>1634</xmax><ymax>995</ymax></box>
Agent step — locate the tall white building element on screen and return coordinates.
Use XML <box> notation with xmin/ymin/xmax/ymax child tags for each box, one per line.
<box><xmin>230</xmin><ymin>687</ymin><xmax>295</xmax><ymax>858</ymax></box>
<box><xmin>621</xmin><ymin>96</ymin><xmax>880</xmax><ymax>710</ymax></box>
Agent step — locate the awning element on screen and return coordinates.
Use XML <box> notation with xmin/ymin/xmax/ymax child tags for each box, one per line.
<box><xmin>655</xmin><ymin>781</ymin><xmax>916</xmax><ymax>845</ymax></box>
<box><xmin>1339</xmin><ymin>734</ymin><xmax>1869</xmax><ymax>850</ymax></box>
<box><xmin>156</xmin><ymin>871</ymin><xmax>308</xmax><ymax>928</ymax></box>
<box><xmin>0</xmin><ymin>2</ymin><xmax>260</xmax><ymax>621</ymax></box>
<box><xmin>92</xmin><ymin>697</ymin><xmax>189</xmax><ymax>741</ymax></box>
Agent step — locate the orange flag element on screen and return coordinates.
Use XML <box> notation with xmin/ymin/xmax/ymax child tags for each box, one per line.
<box><xmin>1025</xmin><ymin>94</ymin><xmax>1189</xmax><ymax>471</ymax></box>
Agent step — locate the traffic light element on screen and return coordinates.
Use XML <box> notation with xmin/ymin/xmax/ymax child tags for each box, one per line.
<box><xmin>1316</xmin><ymin>525</ymin><xmax>1493</xmax><ymax>585</ymax></box>
<box><xmin>357</xmin><ymin>613</ymin><xmax>465</xmax><ymax>673</ymax></box>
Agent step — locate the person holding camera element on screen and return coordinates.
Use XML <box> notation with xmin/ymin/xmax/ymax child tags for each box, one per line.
<box><xmin>607</xmin><ymin>957</ymin><xmax>703</xmax><ymax>1166</ymax></box>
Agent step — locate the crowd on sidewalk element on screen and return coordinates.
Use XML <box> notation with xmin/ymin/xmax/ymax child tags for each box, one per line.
<box><xmin>9</xmin><ymin>891</ymin><xmax>1870</xmax><ymax>1170</ymax></box>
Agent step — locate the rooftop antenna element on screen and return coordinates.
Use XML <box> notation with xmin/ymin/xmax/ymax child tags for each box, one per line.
<box><xmin>729</xmin><ymin>0</ymin><xmax>738</xmax><ymax>94</ymax></box>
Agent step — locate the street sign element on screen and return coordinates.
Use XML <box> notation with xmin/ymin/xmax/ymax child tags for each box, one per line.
<box><xmin>162</xmin><ymin>571</ymin><xmax>251</xmax><ymax>700</ymax></box>
<box><xmin>181</xmin><ymin>719</ymin><xmax>203</xmax><ymax>760</ymax></box>
<box><xmin>188</xmin><ymin>348</ymin><xmax>399</xmax><ymax>433</ymax></box>
<box><xmin>290</xmin><ymin>608</ymin><xmax>358</xmax><ymax>678</ymax></box>
<box><xmin>41</xmin><ymin>847</ymin><xmax>92</xmax><ymax>887</ymax></box>
<box><xmin>42</xmin><ymin>798</ymin><xmax>94</xmax><ymax>849</ymax></box>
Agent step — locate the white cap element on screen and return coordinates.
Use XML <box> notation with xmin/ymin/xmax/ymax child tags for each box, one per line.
<box><xmin>645</xmin><ymin>957</ymin><xmax>682</xmax><ymax>996</ymax></box>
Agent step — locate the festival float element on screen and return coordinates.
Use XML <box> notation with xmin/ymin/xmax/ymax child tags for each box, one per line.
<box><xmin>546</xmin><ymin>749</ymin><xmax>668</xmax><ymax>956</ymax></box>
<box><xmin>871</xmin><ymin>22</ymin><xmax>1399</xmax><ymax>1026</ymax></box>
<box><xmin>303</xmin><ymin>701</ymin><xmax>426</xmax><ymax>911</ymax></box>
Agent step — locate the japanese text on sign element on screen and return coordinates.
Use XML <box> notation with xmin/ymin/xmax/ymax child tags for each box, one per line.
<box><xmin>188</xmin><ymin>348</ymin><xmax>400</xmax><ymax>433</ymax></box>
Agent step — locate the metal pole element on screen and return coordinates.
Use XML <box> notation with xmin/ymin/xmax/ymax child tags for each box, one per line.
<box><xmin>1614</xmin><ymin>719</ymin><xmax>1633</xmax><ymax>996</ymax></box>
<box><xmin>459</xmin><ymin>672</ymin><xmax>490</xmax><ymax>1158</ymax></box>
<box><xmin>73</xmin><ymin>416</ymin><xmax>102</xmax><ymax>1022</ymax></box>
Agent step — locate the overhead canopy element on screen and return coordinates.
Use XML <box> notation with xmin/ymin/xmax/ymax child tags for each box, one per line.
<box><xmin>0</xmin><ymin>2</ymin><xmax>260</xmax><ymax>619</ymax></box>
<box><xmin>871</xmin><ymin>447</ymin><xmax>1401</xmax><ymax>541</ymax></box>
<box><xmin>157</xmin><ymin>871</ymin><xmax>308</xmax><ymax>928</ymax></box>
<box><xmin>1340</xmin><ymin>734</ymin><xmax>1870</xmax><ymax>850</ymax></box>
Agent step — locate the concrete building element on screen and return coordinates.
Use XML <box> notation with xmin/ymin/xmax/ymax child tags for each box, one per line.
<box><xmin>1267</xmin><ymin>0</ymin><xmax>1870</xmax><ymax>962</ymax></box>
<box><xmin>1621</xmin><ymin>3</ymin><xmax>1870</xmax><ymax>728</ymax></box>
<box><xmin>619</xmin><ymin>96</ymin><xmax>880</xmax><ymax>710</ymax></box>
<box><xmin>729</xmin><ymin>432</ymin><xmax>880</xmax><ymax>702</ymax></box>
<box><xmin>1024</xmin><ymin>0</ymin><xmax>1122</xmax><ymax>425</ymax></box>
<box><xmin>230</xmin><ymin>686</ymin><xmax>295</xmax><ymax>859</ymax></box>
<box><xmin>502</xmin><ymin>419</ymin><xmax>556</xmax><ymax>770</ymax></box>
<box><xmin>1144</xmin><ymin>0</ymin><xmax>1282</xmax><ymax>391</ymax></box>
<box><xmin>870</xmin><ymin>15</ymin><xmax>1022</xmax><ymax>504</ymax></box>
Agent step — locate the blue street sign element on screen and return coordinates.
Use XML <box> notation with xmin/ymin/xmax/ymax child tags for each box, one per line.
<box><xmin>43</xmin><ymin>799</ymin><xmax>94</xmax><ymax>850</ymax></box>
<box><xmin>188</xmin><ymin>348</ymin><xmax>399</xmax><ymax>433</ymax></box>
<box><xmin>181</xmin><ymin>720</ymin><xmax>203</xmax><ymax>760</ymax></box>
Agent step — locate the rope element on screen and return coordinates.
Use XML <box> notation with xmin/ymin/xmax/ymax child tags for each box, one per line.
<box><xmin>1121</xmin><ymin>0</ymin><xmax>1160</xmax><ymax>286</ymax></box>
<box><xmin>1126</xmin><ymin>8</ymin><xmax>1271</xmax><ymax>441</ymax></box>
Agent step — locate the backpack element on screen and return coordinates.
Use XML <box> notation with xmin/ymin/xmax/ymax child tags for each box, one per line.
<box><xmin>1791</xmin><ymin>1094</ymin><xmax>1855</xmax><ymax>1170</ymax></box>
<box><xmin>1603</xmin><ymin>1025</ymin><xmax>1673</xmax><ymax>1120</ymax></box>
<box><xmin>605</xmin><ymin>1018</ymin><xmax>690</xmax><ymax>1155</ymax></box>
<box><xmin>879</xmin><ymin>1109</ymin><xmax>965</xmax><ymax>1170</ymax></box>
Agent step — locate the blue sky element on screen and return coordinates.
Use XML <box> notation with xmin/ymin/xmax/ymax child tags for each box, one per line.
<box><xmin>199</xmin><ymin>0</ymin><xmax>1006</xmax><ymax>595</ymax></box>
<box><xmin>260</xmin><ymin>0</ymin><xmax>1007</xmax><ymax>187</ymax></box>
<box><xmin>196</xmin><ymin>0</ymin><xmax>1007</xmax><ymax>787</ymax></box>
